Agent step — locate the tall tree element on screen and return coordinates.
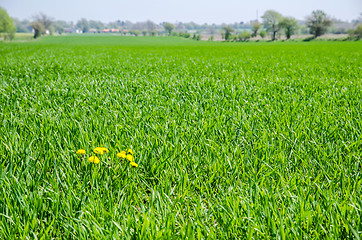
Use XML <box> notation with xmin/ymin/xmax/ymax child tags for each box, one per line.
<box><xmin>306</xmin><ymin>10</ymin><xmax>332</xmax><ymax>38</ymax></box>
<box><xmin>89</xmin><ymin>20</ymin><xmax>104</xmax><ymax>31</ymax></box>
<box><xmin>279</xmin><ymin>17</ymin><xmax>298</xmax><ymax>39</ymax></box>
<box><xmin>0</xmin><ymin>7</ymin><xmax>17</xmax><ymax>40</ymax></box>
<box><xmin>261</xmin><ymin>10</ymin><xmax>282</xmax><ymax>40</ymax></box>
<box><xmin>146</xmin><ymin>20</ymin><xmax>156</xmax><ymax>33</ymax></box>
<box><xmin>163</xmin><ymin>22</ymin><xmax>174</xmax><ymax>35</ymax></box>
<box><xmin>348</xmin><ymin>23</ymin><xmax>362</xmax><ymax>39</ymax></box>
<box><xmin>76</xmin><ymin>18</ymin><xmax>89</xmax><ymax>33</ymax></box>
<box><xmin>222</xmin><ymin>25</ymin><xmax>234</xmax><ymax>41</ymax></box>
<box><xmin>251</xmin><ymin>21</ymin><xmax>261</xmax><ymax>37</ymax></box>
<box><xmin>30</xmin><ymin>21</ymin><xmax>45</xmax><ymax>38</ymax></box>
<box><xmin>354</xmin><ymin>23</ymin><xmax>362</xmax><ymax>39</ymax></box>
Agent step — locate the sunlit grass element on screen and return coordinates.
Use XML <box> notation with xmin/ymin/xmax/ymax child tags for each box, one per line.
<box><xmin>0</xmin><ymin>36</ymin><xmax>361</xmax><ymax>239</ymax></box>
<box><xmin>11</xmin><ymin>32</ymin><xmax>33</xmax><ymax>41</ymax></box>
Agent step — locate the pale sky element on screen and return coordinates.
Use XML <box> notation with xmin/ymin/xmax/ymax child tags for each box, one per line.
<box><xmin>1</xmin><ymin>0</ymin><xmax>361</xmax><ymax>23</ymax></box>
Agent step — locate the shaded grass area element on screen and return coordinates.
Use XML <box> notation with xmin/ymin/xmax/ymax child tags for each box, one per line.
<box><xmin>0</xmin><ymin>36</ymin><xmax>361</xmax><ymax>238</ymax></box>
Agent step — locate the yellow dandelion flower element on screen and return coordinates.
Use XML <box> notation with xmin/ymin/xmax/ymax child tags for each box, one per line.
<box><xmin>117</xmin><ymin>151</ymin><xmax>127</xmax><ymax>158</ymax></box>
<box><xmin>88</xmin><ymin>156</ymin><xmax>100</xmax><ymax>164</ymax></box>
<box><xmin>127</xmin><ymin>149</ymin><xmax>134</xmax><ymax>155</ymax></box>
<box><xmin>94</xmin><ymin>147</ymin><xmax>108</xmax><ymax>154</ymax></box>
<box><xmin>126</xmin><ymin>154</ymin><xmax>134</xmax><ymax>162</ymax></box>
<box><xmin>76</xmin><ymin>149</ymin><xmax>86</xmax><ymax>155</ymax></box>
<box><xmin>94</xmin><ymin>147</ymin><xmax>103</xmax><ymax>154</ymax></box>
<box><xmin>130</xmin><ymin>162</ymin><xmax>138</xmax><ymax>168</ymax></box>
<box><xmin>100</xmin><ymin>147</ymin><xmax>109</xmax><ymax>153</ymax></box>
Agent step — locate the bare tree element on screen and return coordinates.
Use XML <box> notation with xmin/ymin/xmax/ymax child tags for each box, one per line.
<box><xmin>146</xmin><ymin>20</ymin><xmax>156</xmax><ymax>33</ymax></box>
<box><xmin>33</xmin><ymin>12</ymin><xmax>53</xmax><ymax>31</ymax></box>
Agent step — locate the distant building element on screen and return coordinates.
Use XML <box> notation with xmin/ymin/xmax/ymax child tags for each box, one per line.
<box><xmin>101</xmin><ymin>29</ymin><xmax>120</xmax><ymax>33</ymax></box>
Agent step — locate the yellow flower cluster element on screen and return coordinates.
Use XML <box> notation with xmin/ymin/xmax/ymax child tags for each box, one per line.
<box><xmin>93</xmin><ymin>147</ymin><xmax>109</xmax><ymax>154</ymax></box>
<box><xmin>88</xmin><ymin>156</ymin><xmax>100</xmax><ymax>164</ymax></box>
<box><xmin>76</xmin><ymin>149</ymin><xmax>86</xmax><ymax>155</ymax></box>
<box><xmin>76</xmin><ymin>147</ymin><xmax>138</xmax><ymax>168</ymax></box>
<box><xmin>117</xmin><ymin>149</ymin><xmax>138</xmax><ymax>168</ymax></box>
<box><xmin>76</xmin><ymin>147</ymin><xmax>109</xmax><ymax>164</ymax></box>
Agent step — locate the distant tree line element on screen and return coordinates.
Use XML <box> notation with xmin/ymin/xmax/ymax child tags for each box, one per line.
<box><xmin>222</xmin><ymin>9</ymin><xmax>360</xmax><ymax>41</ymax></box>
<box><xmin>1</xmin><ymin>6</ymin><xmax>361</xmax><ymax>41</ymax></box>
<box><xmin>11</xmin><ymin>16</ymin><xmax>267</xmax><ymax>37</ymax></box>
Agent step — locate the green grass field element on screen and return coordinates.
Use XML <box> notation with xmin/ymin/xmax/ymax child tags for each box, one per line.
<box><xmin>0</xmin><ymin>36</ymin><xmax>361</xmax><ymax>239</ymax></box>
